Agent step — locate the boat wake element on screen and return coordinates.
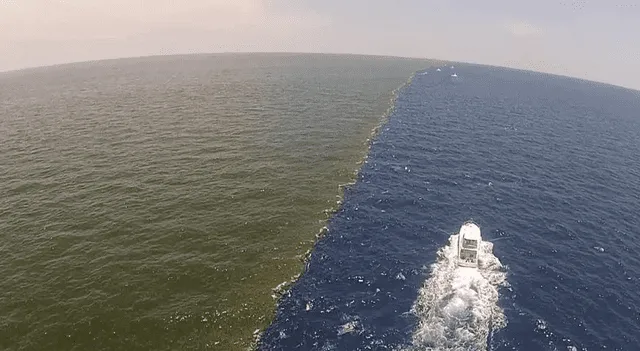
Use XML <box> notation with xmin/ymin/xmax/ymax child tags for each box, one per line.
<box><xmin>404</xmin><ymin>233</ymin><xmax>508</xmax><ymax>351</ymax></box>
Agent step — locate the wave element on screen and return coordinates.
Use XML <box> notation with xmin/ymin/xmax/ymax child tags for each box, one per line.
<box><xmin>405</xmin><ymin>234</ymin><xmax>508</xmax><ymax>351</ymax></box>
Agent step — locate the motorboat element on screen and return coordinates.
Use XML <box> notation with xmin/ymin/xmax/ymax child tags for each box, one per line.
<box><xmin>457</xmin><ymin>221</ymin><xmax>481</xmax><ymax>268</ymax></box>
<box><xmin>451</xmin><ymin>73</ymin><xmax>458</xmax><ymax>78</ymax></box>
<box><xmin>436</xmin><ymin>68</ymin><xmax>442</xmax><ymax>72</ymax></box>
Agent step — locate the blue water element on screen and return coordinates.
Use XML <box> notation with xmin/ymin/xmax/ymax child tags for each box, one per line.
<box><xmin>259</xmin><ymin>65</ymin><xmax>640</xmax><ymax>350</ymax></box>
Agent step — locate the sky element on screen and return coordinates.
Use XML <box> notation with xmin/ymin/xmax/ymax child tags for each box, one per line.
<box><xmin>1</xmin><ymin>0</ymin><xmax>640</xmax><ymax>89</ymax></box>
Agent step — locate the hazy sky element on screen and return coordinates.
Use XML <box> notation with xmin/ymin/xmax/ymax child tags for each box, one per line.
<box><xmin>2</xmin><ymin>0</ymin><xmax>639</xmax><ymax>89</ymax></box>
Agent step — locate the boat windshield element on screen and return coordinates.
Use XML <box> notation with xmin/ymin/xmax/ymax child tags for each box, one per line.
<box><xmin>462</xmin><ymin>238</ymin><xmax>478</xmax><ymax>249</ymax></box>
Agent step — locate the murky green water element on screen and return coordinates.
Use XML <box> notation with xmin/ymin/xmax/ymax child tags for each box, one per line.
<box><xmin>0</xmin><ymin>53</ymin><xmax>433</xmax><ymax>350</ymax></box>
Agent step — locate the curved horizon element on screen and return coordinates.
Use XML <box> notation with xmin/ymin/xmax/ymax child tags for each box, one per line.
<box><xmin>2</xmin><ymin>51</ymin><xmax>638</xmax><ymax>93</ymax></box>
<box><xmin>2</xmin><ymin>1</ymin><xmax>639</xmax><ymax>90</ymax></box>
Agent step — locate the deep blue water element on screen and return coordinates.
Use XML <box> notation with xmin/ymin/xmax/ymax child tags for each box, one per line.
<box><xmin>259</xmin><ymin>65</ymin><xmax>640</xmax><ymax>350</ymax></box>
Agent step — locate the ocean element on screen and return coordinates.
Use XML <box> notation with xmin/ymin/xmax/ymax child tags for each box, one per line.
<box><xmin>2</xmin><ymin>54</ymin><xmax>639</xmax><ymax>351</ymax></box>
<box><xmin>259</xmin><ymin>65</ymin><xmax>640</xmax><ymax>350</ymax></box>
<box><xmin>0</xmin><ymin>54</ymin><xmax>433</xmax><ymax>350</ymax></box>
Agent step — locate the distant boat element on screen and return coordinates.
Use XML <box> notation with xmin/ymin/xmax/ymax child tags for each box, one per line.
<box><xmin>457</xmin><ymin>221</ymin><xmax>481</xmax><ymax>268</ymax></box>
<box><xmin>437</xmin><ymin>68</ymin><xmax>442</xmax><ymax>72</ymax></box>
<box><xmin>450</xmin><ymin>65</ymin><xmax>455</xmax><ymax>69</ymax></box>
<box><xmin>451</xmin><ymin>73</ymin><xmax>458</xmax><ymax>78</ymax></box>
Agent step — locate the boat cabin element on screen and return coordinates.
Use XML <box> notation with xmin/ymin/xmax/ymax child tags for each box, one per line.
<box><xmin>457</xmin><ymin>222</ymin><xmax>482</xmax><ymax>268</ymax></box>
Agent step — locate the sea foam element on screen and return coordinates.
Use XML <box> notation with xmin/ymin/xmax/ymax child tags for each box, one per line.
<box><xmin>405</xmin><ymin>234</ymin><xmax>508</xmax><ymax>351</ymax></box>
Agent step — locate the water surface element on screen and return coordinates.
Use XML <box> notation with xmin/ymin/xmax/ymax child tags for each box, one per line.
<box><xmin>260</xmin><ymin>64</ymin><xmax>640</xmax><ymax>350</ymax></box>
<box><xmin>0</xmin><ymin>53</ymin><xmax>433</xmax><ymax>350</ymax></box>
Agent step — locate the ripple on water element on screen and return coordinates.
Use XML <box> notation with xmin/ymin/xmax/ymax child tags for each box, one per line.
<box><xmin>260</xmin><ymin>64</ymin><xmax>640</xmax><ymax>350</ymax></box>
<box><xmin>0</xmin><ymin>54</ymin><xmax>435</xmax><ymax>351</ymax></box>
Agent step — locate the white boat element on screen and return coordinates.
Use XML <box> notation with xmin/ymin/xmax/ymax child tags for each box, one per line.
<box><xmin>436</xmin><ymin>68</ymin><xmax>442</xmax><ymax>72</ymax></box>
<box><xmin>457</xmin><ymin>221</ymin><xmax>481</xmax><ymax>268</ymax></box>
<box><xmin>451</xmin><ymin>73</ymin><xmax>458</xmax><ymax>78</ymax></box>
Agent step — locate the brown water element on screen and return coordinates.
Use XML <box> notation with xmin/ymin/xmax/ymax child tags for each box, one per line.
<box><xmin>0</xmin><ymin>53</ymin><xmax>434</xmax><ymax>350</ymax></box>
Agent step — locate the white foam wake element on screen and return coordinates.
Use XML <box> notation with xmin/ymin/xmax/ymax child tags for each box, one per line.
<box><xmin>405</xmin><ymin>234</ymin><xmax>508</xmax><ymax>351</ymax></box>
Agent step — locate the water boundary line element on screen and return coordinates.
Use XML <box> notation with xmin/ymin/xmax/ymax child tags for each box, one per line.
<box><xmin>252</xmin><ymin>64</ymin><xmax>438</xmax><ymax>349</ymax></box>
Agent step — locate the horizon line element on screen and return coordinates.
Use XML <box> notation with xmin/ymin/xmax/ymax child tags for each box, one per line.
<box><xmin>1</xmin><ymin>51</ymin><xmax>638</xmax><ymax>93</ymax></box>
